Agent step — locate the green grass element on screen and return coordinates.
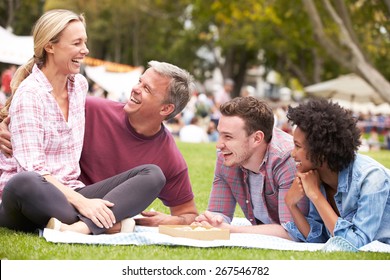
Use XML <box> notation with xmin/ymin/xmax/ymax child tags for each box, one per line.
<box><xmin>0</xmin><ymin>142</ymin><xmax>389</xmax><ymax>260</ymax></box>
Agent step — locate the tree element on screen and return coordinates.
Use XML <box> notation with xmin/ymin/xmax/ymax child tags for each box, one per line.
<box><xmin>0</xmin><ymin>0</ymin><xmax>43</xmax><ymax>35</ymax></box>
<box><xmin>302</xmin><ymin>0</ymin><xmax>390</xmax><ymax>103</ymax></box>
<box><xmin>43</xmin><ymin>0</ymin><xmax>195</xmax><ymax>66</ymax></box>
<box><xmin>256</xmin><ymin>0</ymin><xmax>341</xmax><ymax>87</ymax></box>
<box><xmin>5</xmin><ymin>0</ymin><xmax>390</xmax><ymax>103</ymax></box>
<box><xmin>191</xmin><ymin>0</ymin><xmax>271</xmax><ymax>97</ymax></box>
<box><xmin>190</xmin><ymin>0</ymin><xmax>390</xmax><ymax>102</ymax></box>
<box><xmin>190</xmin><ymin>0</ymin><xmax>350</xmax><ymax>96</ymax></box>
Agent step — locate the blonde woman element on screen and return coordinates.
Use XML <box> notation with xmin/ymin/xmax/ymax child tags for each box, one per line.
<box><xmin>0</xmin><ymin>9</ymin><xmax>165</xmax><ymax>234</ymax></box>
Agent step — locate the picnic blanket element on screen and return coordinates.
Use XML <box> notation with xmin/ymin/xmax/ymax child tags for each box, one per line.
<box><xmin>42</xmin><ymin>218</ymin><xmax>390</xmax><ymax>253</ymax></box>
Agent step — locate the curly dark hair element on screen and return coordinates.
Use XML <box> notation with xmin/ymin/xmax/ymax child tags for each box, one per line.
<box><xmin>220</xmin><ymin>96</ymin><xmax>274</xmax><ymax>142</ymax></box>
<box><xmin>286</xmin><ymin>98</ymin><xmax>361</xmax><ymax>172</ymax></box>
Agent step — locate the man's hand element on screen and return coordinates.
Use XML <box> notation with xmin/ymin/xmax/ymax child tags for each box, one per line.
<box><xmin>192</xmin><ymin>210</ymin><xmax>226</xmax><ymax>228</ymax></box>
<box><xmin>134</xmin><ymin>199</ymin><xmax>198</xmax><ymax>227</ymax></box>
<box><xmin>0</xmin><ymin>116</ymin><xmax>12</xmax><ymax>158</ymax></box>
<box><xmin>135</xmin><ymin>210</ymin><xmax>171</xmax><ymax>227</ymax></box>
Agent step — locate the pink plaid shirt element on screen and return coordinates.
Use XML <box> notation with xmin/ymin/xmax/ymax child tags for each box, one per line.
<box><xmin>208</xmin><ymin>128</ymin><xmax>309</xmax><ymax>225</ymax></box>
<box><xmin>0</xmin><ymin>65</ymin><xmax>88</xmax><ymax>198</ymax></box>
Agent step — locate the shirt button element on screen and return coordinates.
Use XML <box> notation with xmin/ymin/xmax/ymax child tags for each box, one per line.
<box><xmin>249</xmin><ymin>219</ymin><xmax>253</xmax><ymax>222</ymax></box>
<box><xmin>246</xmin><ymin>200</ymin><xmax>249</xmax><ymax>204</ymax></box>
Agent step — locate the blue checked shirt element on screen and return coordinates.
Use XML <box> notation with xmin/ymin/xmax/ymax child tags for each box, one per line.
<box><xmin>284</xmin><ymin>153</ymin><xmax>390</xmax><ymax>247</ymax></box>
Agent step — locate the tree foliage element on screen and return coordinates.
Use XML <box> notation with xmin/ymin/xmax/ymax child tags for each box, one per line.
<box><xmin>0</xmin><ymin>0</ymin><xmax>43</xmax><ymax>34</ymax></box>
<box><xmin>2</xmin><ymin>0</ymin><xmax>390</xmax><ymax>101</ymax></box>
<box><xmin>301</xmin><ymin>0</ymin><xmax>390</xmax><ymax>102</ymax></box>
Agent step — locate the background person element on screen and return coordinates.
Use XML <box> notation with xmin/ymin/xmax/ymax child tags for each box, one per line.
<box><xmin>1</xmin><ymin>64</ymin><xmax>17</xmax><ymax>99</ymax></box>
<box><xmin>179</xmin><ymin>116</ymin><xmax>209</xmax><ymax>143</ymax></box>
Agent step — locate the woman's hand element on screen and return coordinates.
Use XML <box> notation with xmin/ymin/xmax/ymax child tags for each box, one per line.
<box><xmin>298</xmin><ymin>170</ymin><xmax>322</xmax><ymax>201</ymax></box>
<box><xmin>285</xmin><ymin>176</ymin><xmax>306</xmax><ymax>208</ymax></box>
<box><xmin>0</xmin><ymin>116</ymin><xmax>13</xmax><ymax>158</ymax></box>
<box><xmin>73</xmin><ymin>197</ymin><xmax>116</xmax><ymax>229</ymax></box>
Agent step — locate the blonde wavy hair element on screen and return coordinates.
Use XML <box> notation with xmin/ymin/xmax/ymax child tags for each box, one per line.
<box><xmin>0</xmin><ymin>9</ymin><xmax>86</xmax><ymax>121</ymax></box>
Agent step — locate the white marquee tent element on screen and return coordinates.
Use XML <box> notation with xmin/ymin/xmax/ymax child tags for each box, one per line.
<box><xmin>84</xmin><ymin>65</ymin><xmax>142</xmax><ymax>101</ymax></box>
<box><xmin>0</xmin><ymin>26</ymin><xmax>34</xmax><ymax>65</ymax></box>
<box><xmin>304</xmin><ymin>74</ymin><xmax>390</xmax><ymax>114</ymax></box>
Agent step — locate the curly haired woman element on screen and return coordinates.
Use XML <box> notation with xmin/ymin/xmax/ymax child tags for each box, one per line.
<box><xmin>283</xmin><ymin>98</ymin><xmax>390</xmax><ymax>248</ymax></box>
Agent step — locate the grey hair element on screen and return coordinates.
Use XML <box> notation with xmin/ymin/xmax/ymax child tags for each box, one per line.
<box><xmin>148</xmin><ymin>60</ymin><xmax>195</xmax><ymax>120</ymax></box>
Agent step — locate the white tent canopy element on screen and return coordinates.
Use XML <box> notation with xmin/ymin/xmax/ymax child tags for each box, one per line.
<box><xmin>328</xmin><ymin>99</ymin><xmax>390</xmax><ymax>115</ymax></box>
<box><xmin>304</xmin><ymin>73</ymin><xmax>385</xmax><ymax>105</ymax></box>
<box><xmin>0</xmin><ymin>26</ymin><xmax>34</xmax><ymax>65</ymax></box>
<box><xmin>304</xmin><ymin>73</ymin><xmax>390</xmax><ymax>114</ymax></box>
<box><xmin>84</xmin><ymin>65</ymin><xmax>143</xmax><ymax>101</ymax></box>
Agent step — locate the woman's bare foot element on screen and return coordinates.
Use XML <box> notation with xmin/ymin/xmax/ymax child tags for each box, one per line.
<box><xmin>46</xmin><ymin>218</ymin><xmax>91</xmax><ymax>234</ymax></box>
<box><xmin>46</xmin><ymin>217</ymin><xmax>135</xmax><ymax>234</ymax></box>
<box><xmin>106</xmin><ymin>218</ymin><xmax>135</xmax><ymax>234</ymax></box>
<box><xmin>105</xmin><ymin>222</ymin><xmax>122</xmax><ymax>234</ymax></box>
